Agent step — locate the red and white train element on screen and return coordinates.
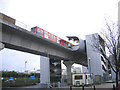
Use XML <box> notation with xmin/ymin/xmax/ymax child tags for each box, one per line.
<box><xmin>31</xmin><ymin>26</ymin><xmax>73</xmax><ymax>48</ymax></box>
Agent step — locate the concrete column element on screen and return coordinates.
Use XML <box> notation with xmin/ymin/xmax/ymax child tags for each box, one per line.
<box><xmin>0</xmin><ymin>42</ymin><xmax>4</xmax><ymax>50</ymax></box>
<box><xmin>0</xmin><ymin>43</ymin><xmax>4</xmax><ymax>90</ymax></box>
<box><xmin>63</xmin><ymin>61</ymin><xmax>74</xmax><ymax>85</ymax></box>
<box><xmin>40</xmin><ymin>56</ymin><xmax>50</xmax><ymax>85</ymax></box>
<box><xmin>50</xmin><ymin>58</ymin><xmax>61</xmax><ymax>83</ymax></box>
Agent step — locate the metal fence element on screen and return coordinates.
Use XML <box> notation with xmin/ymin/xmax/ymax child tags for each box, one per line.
<box><xmin>15</xmin><ymin>20</ymin><xmax>32</xmax><ymax>31</ymax></box>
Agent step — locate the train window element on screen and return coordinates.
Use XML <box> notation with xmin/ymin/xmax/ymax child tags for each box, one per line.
<box><xmin>51</xmin><ymin>35</ymin><xmax>53</xmax><ymax>39</ymax></box>
<box><xmin>68</xmin><ymin>43</ymin><xmax>71</xmax><ymax>47</ymax></box>
<box><xmin>37</xmin><ymin>28</ymin><xmax>41</xmax><ymax>32</ymax></box>
<box><xmin>60</xmin><ymin>40</ymin><xmax>64</xmax><ymax>43</ymax></box>
<box><xmin>71</xmin><ymin>44</ymin><xmax>73</xmax><ymax>46</ymax></box>
<box><xmin>54</xmin><ymin>36</ymin><xmax>56</xmax><ymax>40</ymax></box>
<box><xmin>75</xmin><ymin>75</ymin><xmax>83</xmax><ymax>80</ymax></box>
<box><xmin>44</xmin><ymin>31</ymin><xmax>48</xmax><ymax>39</ymax></box>
<box><xmin>31</xmin><ymin>27</ymin><xmax>36</xmax><ymax>32</ymax></box>
<box><xmin>48</xmin><ymin>33</ymin><xmax>51</xmax><ymax>38</ymax></box>
<box><xmin>59</xmin><ymin>40</ymin><xmax>61</xmax><ymax>42</ymax></box>
<box><xmin>45</xmin><ymin>32</ymin><xmax>48</xmax><ymax>36</ymax></box>
<box><xmin>57</xmin><ymin>38</ymin><xmax>60</xmax><ymax>43</ymax></box>
<box><xmin>66</xmin><ymin>42</ymin><xmax>68</xmax><ymax>46</ymax></box>
<box><xmin>41</xmin><ymin>30</ymin><xmax>43</xmax><ymax>34</ymax></box>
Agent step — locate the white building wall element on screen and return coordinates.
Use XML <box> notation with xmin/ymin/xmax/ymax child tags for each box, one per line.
<box><xmin>82</xmin><ymin>66</ymin><xmax>88</xmax><ymax>73</ymax></box>
<box><xmin>40</xmin><ymin>56</ymin><xmax>50</xmax><ymax>84</ymax></box>
<box><xmin>75</xmin><ymin>67</ymin><xmax>81</xmax><ymax>73</ymax></box>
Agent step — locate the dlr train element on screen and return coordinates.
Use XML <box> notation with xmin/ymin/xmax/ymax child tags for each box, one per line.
<box><xmin>31</xmin><ymin>26</ymin><xmax>74</xmax><ymax>48</ymax></box>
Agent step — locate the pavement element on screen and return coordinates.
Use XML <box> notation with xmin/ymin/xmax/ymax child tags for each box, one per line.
<box><xmin>93</xmin><ymin>82</ymin><xmax>115</xmax><ymax>88</ymax></box>
<box><xmin>21</xmin><ymin>81</ymin><xmax>120</xmax><ymax>88</ymax></box>
<box><xmin>61</xmin><ymin>81</ymin><xmax>120</xmax><ymax>88</ymax></box>
<box><xmin>2</xmin><ymin>81</ymin><xmax>120</xmax><ymax>90</ymax></box>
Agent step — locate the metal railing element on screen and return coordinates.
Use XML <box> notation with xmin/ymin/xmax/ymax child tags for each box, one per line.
<box><xmin>15</xmin><ymin>20</ymin><xmax>32</xmax><ymax>31</ymax></box>
<box><xmin>0</xmin><ymin>17</ymin><xmax>33</xmax><ymax>32</ymax></box>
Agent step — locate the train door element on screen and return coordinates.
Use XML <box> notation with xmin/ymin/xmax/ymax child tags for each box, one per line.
<box><xmin>44</xmin><ymin>31</ymin><xmax>48</xmax><ymax>39</ymax></box>
<box><xmin>57</xmin><ymin>37</ymin><xmax>60</xmax><ymax>44</ymax></box>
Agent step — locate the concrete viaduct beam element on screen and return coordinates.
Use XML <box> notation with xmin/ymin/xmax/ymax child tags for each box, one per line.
<box><xmin>0</xmin><ymin>20</ymin><xmax>87</xmax><ymax>66</ymax></box>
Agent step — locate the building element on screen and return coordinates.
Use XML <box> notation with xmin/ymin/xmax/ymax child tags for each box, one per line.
<box><xmin>72</xmin><ymin>66</ymin><xmax>82</xmax><ymax>73</ymax></box>
<box><xmin>81</xmin><ymin>66</ymin><xmax>88</xmax><ymax>73</ymax></box>
<box><xmin>86</xmin><ymin>33</ymin><xmax>109</xmax><ymax>83</ymax></box>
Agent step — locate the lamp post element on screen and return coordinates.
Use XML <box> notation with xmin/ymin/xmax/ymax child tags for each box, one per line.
<box><xmin>25</xmin><ymin>61</ymin><xmax>27</xmax><ymax>83</ymax></box>
<box><xmin>25</xmin><ymin>61</ymin><xmax>27</xmax><ymax>72</ymax></box>
<box><xmin>88</xmin><ymin>58</ymin><xmax>92</xmax><ymax>88</ymax></box>
<box><xmin>34</xmin><ymin>68</ymin><xmax>35</xmax><ymax>77</ymax></box>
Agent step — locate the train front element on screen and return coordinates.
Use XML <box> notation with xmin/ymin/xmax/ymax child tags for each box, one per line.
<box><xmin>66</xmin><ymin>36</ymin><xmax>86</xmax><ymax>53</ymax></box>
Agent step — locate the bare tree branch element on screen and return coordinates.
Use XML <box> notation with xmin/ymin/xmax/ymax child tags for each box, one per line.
<box><xmin>91</xmin><ymin>18</ymin><xmax>120</xmax><ymax>87</ymax></box>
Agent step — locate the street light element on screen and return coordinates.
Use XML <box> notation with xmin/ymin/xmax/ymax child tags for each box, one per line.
<box><xmin>25</xmin><ymin>61</ymin><xmax>27</xmax><ymax>83</ymax></box>
<box><xmin>25</xmin><ymin>61</ymin><xmax>27</xmax><ymax>72</ymax></box>
<box><xmin>88</xmin><ymin>58</ymin><xmax>92</xmax><ymax>88</ymax></box>
<box><xmin>34</xmin><ymin>68</ymin><xmax>35</xmax><ymax>77</ymax></box>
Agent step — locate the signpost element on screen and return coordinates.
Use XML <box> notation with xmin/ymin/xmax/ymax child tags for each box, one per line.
<box><xmin>10</xmin><ymin>77</ymin><xmax>13</xmax><ymax>80</ymax></box>
<box><xmin>31</xmin><ymin>76</ymin><xmax>35</xmax><ymax>80</ymax></box>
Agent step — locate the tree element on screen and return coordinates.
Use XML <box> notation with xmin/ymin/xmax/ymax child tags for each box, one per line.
<box><xmin>91</xmin><ymin>19</ymin><xmax>120</xmax><ymax>88</ymax></box>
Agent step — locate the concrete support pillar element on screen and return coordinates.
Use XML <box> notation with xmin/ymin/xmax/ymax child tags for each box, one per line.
<box><xmin>0</xmin><ymin>42</ymin><xmax>4</xmax><ymax>50</ymax></box>
<box><xmin>0</xmin><ymin>42</ymin><xmax>4</xmax><ymax>90</ymax></box>
<box><xmin>40</xmin><ymin>56</ymin><xmax>50</xmax><ymax>85</ymax></box>
<box><xmin>50</xmin><ymin>58</ymin><xmax>61</xmax><ymax>83</ymax></box>
<box><xmin>63</xmin><ymin>61</ymin><xmax>74</xmax><ymax>85</ymax></box>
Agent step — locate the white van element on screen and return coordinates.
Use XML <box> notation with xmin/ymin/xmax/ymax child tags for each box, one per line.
<box><xmin>72</xmin><ymin>73</ymin><xmax>93</xmax><ymax>87</ymax></box>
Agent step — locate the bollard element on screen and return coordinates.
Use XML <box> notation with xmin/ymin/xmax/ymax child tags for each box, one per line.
<box><xmin>94</xmin><ymin>85</ymin><xmax>95</xmax><ymax>90</ymax></box>
<box><xmin>113</xmin><ymin>84</ymin><xmax>115</xmax><ymax>90</ymax></box>
<box><xmin>70</xmin><ymin>85</ymin><xmax>72</xmax><ymax>90</ymax></box>
<box><xmin>57</xmin><ymin>82</ymin><xmax>60</xmax><ymax>88</ymax></box>
<box><xmin>119</xmin><ymin>82</ymin><xmax>120</xmax><ymax>90</ymax></box>
<box><xmin>82</xmin><ymin>84</ymin><xmax>84</xmax><ymax>90</ymax></box>
<box><xmin>82</xmin><ymin>83</ymin><xmax>85</xmax><ymax>90</ymax></box>
<box><xmin>82</xmin><ymin>86</ymin><xmax>84</xmax><ymax>90</ymax></box>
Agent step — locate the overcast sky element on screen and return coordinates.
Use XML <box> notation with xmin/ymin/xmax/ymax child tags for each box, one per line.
<box><xmin>0</xmin><ymin>0</ymin><xmax>119</xmax><ymax>72</ymax></box>
<box><xmin>1</xmin><ymin>48</ymin><xmax>40</xmax><ymax>72</ymax></box>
